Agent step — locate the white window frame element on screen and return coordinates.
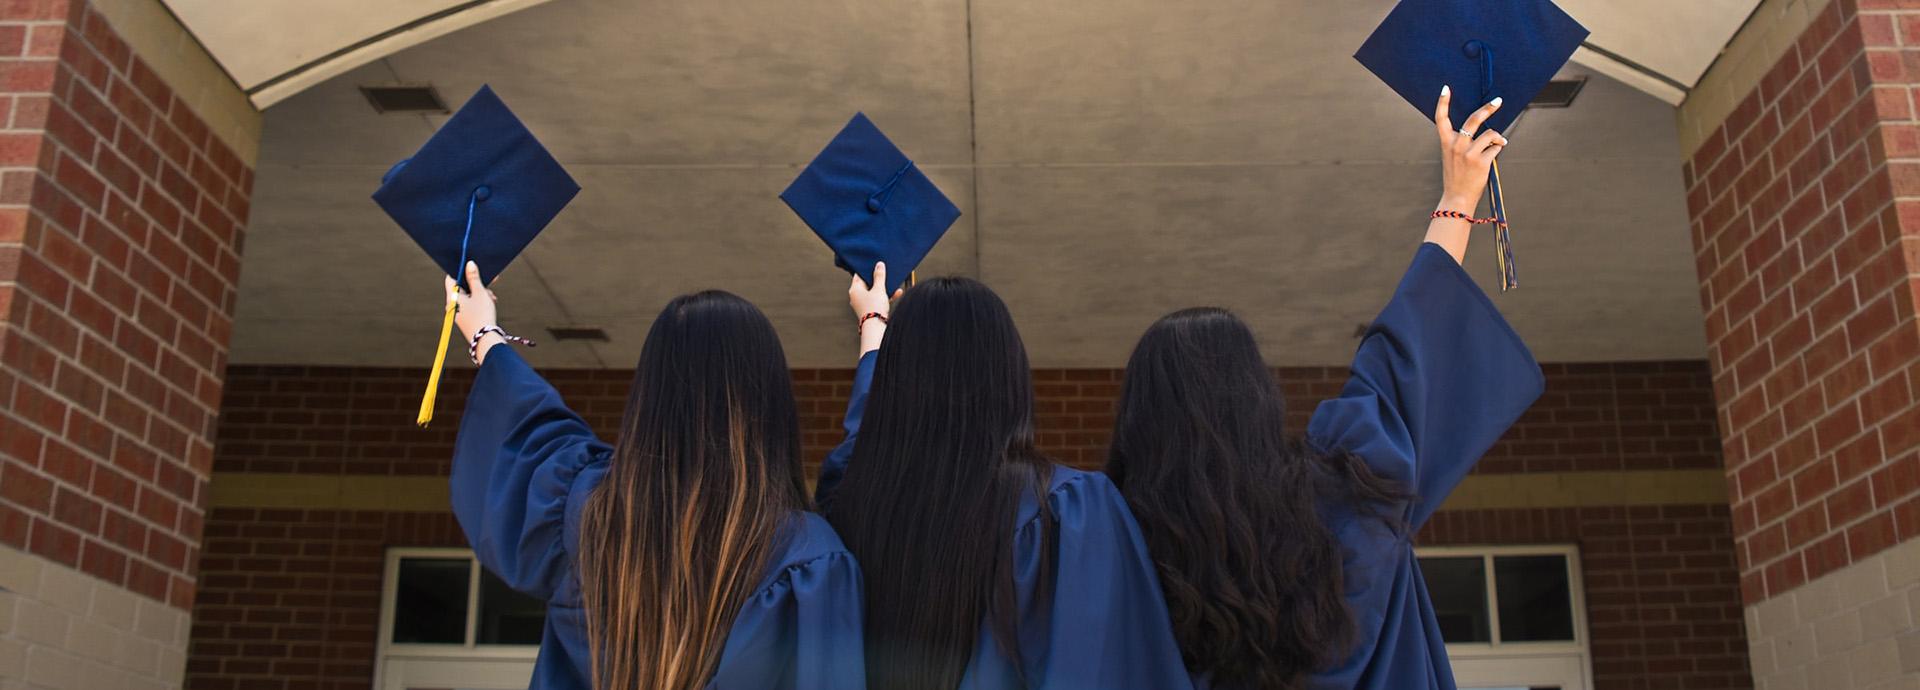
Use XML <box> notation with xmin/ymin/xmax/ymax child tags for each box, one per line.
<box><xmin>373</xmin><ymin>547</ymin><xmax>541</xmax><ymax>690</ymax></box>
<box><xmin>1415</xmin><ymin>544</ymin><xmax>1594</xmax><ymax>690</ymax></box>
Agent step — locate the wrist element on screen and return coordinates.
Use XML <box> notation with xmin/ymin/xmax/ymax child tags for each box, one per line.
<box><xmin>858</xmin><ymin>319</ymin><xmax>886</xmax><ymax>355</ymax></box>
<box><xmin>1437</xmin><ymin>195</ymin><xmax>1479</xmax><ymax>215</ymax></box>
<box><xmin>473</xmin><ymin>332</ymin><xmax>506</xmax><ymax>365</ymax></box>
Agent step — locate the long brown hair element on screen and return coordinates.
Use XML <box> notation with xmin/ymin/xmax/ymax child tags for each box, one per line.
<box><xmin>1107</xmin><ymin>308</ymin><xmax>1406</xmax><ymax>689</ymax></box>
<box><xmin>576</xmin><ymin>291</ymin><xmax>809</xmax><ymax>690</ymax></box>
<box><xmin>825</xmin><ymin>277</ymin><xmax>1055</xmax><ymax>690</ymax></box>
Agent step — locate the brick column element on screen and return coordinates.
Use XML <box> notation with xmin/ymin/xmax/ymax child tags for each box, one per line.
<box><xmin>0</xmin><ymin>1</ymin><xmax>257</xmax><ymax>688</ymax></box>
<box><xmin>1681</xmin><ymin>0</ymin><xmax>1920</xmax><ymax>685</ymax></box>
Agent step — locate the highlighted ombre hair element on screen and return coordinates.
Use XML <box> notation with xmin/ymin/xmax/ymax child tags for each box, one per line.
<box><xmin>577</xmin><ymin>291</ymin><xmax>808</xmax><ymax>690</ymax></box>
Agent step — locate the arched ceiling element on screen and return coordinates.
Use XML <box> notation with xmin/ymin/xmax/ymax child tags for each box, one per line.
<box><xmin>164</xmin><ymin>0</ymin><xmax>1760</xmax><ymax>109</ymax></box>
<box><xmin>232</xmin><ymin>0</ymin><xmax>1727</xmax><ymax>369</ymax></box>
<box><xmin>161</xmin><ymin>0</ymin><xmax>562</xmax><ymax>107</ymax></box>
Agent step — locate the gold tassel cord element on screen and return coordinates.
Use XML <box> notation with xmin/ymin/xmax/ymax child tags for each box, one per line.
<box><xmin>417</xmin><ymin>292</ymin><xmax>458</xmax><ymax>427</ymax></box>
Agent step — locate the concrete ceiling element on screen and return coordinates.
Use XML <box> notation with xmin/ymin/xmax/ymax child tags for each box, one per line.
<box><xmin>233</xmin><ymin>0</ymin><xmax>1711</xmax><ymax>369</ymax></box>
<box><xmin>164</xmin><ymin>0</ymin><xmax>1761</xmax><ymax>108</ymax></box>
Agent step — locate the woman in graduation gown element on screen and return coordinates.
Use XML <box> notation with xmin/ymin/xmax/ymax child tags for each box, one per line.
<box><xmin>819</xmin><ymin>263</ymin><xmax>1193</xmax><ymax>690</ymax></box>
<box><xmin>1105</xmin><ymin>92</ymin><xmax>1545</xmax><ymax>690</ymax></box>
<box><xmin>444</xmin><ymin>262</ymin><xmax>866</xmax><ymax>690</ymax></box>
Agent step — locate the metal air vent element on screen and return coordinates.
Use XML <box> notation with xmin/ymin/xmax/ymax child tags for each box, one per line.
<box><xmin>360</xmin><ymin>84</ymin><xmax>448</xmax><ymax>114</ymax></box>
<box><xmin>547</xmin><ymin>327</ymin><xmax>611</xmax><ymax>342</ymax></box>
<box><xmin>1528</xmin><ymin>77</ymin><xmax>1587</xmax><ymax>109</ymax></box>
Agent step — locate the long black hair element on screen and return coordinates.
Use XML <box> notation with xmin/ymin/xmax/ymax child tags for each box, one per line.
<box><xmin>825</xmin><ymin>277</ymin><xmax>1055</xmax><ymax>690</ymax></box>
<box><xmin>576</xmin><ymin>291</ymin><xmax>809</xmax><ymax>690</ymax></box>
<box><xmin>1106</xmin><ymin>307</ymin><xmax>1405</xmax><ymax>690</ymax></box>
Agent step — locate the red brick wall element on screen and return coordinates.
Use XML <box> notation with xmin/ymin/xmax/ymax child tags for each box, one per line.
<box><xmin>1681</xmin><ymin>0</ymin><xmax>1920</xmax><ymax>605</ymax></box>
<box><xmin>1422</xmin><ymin>506</ymin><xmax>1750</xmax><ymax>689</ymax></box>
<box><xmin>190</xmin><ymin>359</ymin><xmax>1748</xmax><ymax>690</ymax></box>
<box><xmin>0</xmin><ymin>0</ymin><xmax>251</xmax><ymax>609</ymax></box>
<box><xmin>187</xmin><ymin>503</ymin><xmax>1749</xmax><ymax>690</ymax></box>
<box><xmin>188</xmin><ymin>508</ymin><xmax>463</xmax><ymax>687</ymax></box>
<box><xmin>213</xmin><ymin>360</ymin><xmax>1721</xmax><ymax>477</ymax></box>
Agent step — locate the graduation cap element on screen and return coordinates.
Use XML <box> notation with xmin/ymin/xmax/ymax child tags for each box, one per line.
<box><xmin>781</xmin><ymin>112</ymin><xmax>960</xmax><ymax>295</ymax></box>
<box><xmin>1355</xmin><ymin>0</ymin><xmax>1588</xmax><ymax>290</ymax></box>
<box><xmin>372</xmin><ymin>85</ymin><xmax>580</xmax><ymax>425</ymax></box>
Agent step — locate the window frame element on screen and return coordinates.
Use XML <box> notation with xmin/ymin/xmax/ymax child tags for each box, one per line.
<box><xmin>1414</xmin><ymin>544</ymin><xmax>1593</xmax><ymax>688</ymax></box>
<box><xmin>375</xmin><ymin>547</ymin><xmax>543</xmax><ymax>674</ymax></box>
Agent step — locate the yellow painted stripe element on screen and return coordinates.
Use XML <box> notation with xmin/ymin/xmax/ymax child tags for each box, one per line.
<box><xmin>209</xmin><ymin>474</ymin><xmax>451</xmax><ymax>512</ymax></box>
<box><xmin>208</xmin><ymin>469</ymin><xmax>1728</xmax><ymax>512</ymax></box>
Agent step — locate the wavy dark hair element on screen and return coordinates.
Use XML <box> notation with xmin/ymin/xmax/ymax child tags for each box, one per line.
<box><xmin>1106</xmin><ymin>307</ymin><xmax>1406</xmax><ymax>690</ymax></box>
<box><xmin>825</xmin><ymin>277</ymin><xmax>1055</xmax><ymax>690</ymax></box>
<box><xmin>576</xmin><ymin>291</ymin><xmax>809</xmax><ymax>690</ymax></box>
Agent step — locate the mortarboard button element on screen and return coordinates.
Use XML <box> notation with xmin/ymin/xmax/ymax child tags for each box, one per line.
<box><xmin>781</xmin><ymin>112</ymin><xmax>960</xmax><ymax>295</ymax></box>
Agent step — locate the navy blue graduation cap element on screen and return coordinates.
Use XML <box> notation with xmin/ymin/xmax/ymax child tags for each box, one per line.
<box><xmin>781</xmin><ymin>113</ymin><xmax>959</xmax><ymax>295</ymax></box>
<box><xmin>371</xmin><ymin>84</ymin><xmax>579</xmax><ymax>425</ymax></box>
<box><xmin>1355</xmin><ymin>0</ymin><xmax>1588</xmax><ymax>290</ymax></box>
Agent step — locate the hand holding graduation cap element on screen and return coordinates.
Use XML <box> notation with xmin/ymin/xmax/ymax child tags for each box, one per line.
<box><xmin>850</xmin><ymin>261</ymin><xmax>905</xmax><ymax>356</ymax></box>
<box><xmin>444</xmin><ymin>261</ymin><xmax>502</xmax><ymax>365</ymax></box>
<box><xmin>1435</xmin><ymin>86</ymin><xmax>1508</xmax><ymax>211</ymax></box>
<box><xmin>1427</xmin><ymin>88</ymin><xmax>1508</xmax><ymax>264</ymax></box>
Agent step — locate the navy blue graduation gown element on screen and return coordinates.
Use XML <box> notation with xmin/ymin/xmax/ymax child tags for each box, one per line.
<box><xmin>449</xmin><ymin>347</ymin><xmax>867</xmax><ymax>690</ymax></box>
<box><xmin>820</xmin><ymin>351</ymin><xmax>1194</xmax><ymax>690</ymax></box>
<box><xmin>1289</xmin><ymin>243</ymin><xmax>1545</xmax><ymax>690</ymax></box>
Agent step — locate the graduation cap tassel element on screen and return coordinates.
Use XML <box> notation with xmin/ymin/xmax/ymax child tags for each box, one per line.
<box><xmin>417</xmin><ymin>189</ymin><xmax>485</xmax><ymax>427</ymax></box>
<box><xmin>1489</xmin><ymin>160</ymin><xmax>1517</xmax><ymax>291</ymax></box>
<box><xmin>418</xmin><ymin>293</ymin><xmax>457</xmax><ymax>426</ymax></box>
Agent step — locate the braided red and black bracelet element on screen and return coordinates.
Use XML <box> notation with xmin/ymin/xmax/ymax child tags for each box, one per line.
<box><xmin>859</xmin><ymin>312</ymin><xmax>888</xmax><ymax>331</ymax></box>
<box><xmin>1432</xmin><ymin>209</ymin><xmax>1504</xmax><ymax>225</ymax></box>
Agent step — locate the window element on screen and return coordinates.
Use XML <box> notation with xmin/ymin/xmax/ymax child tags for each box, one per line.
<box><xmin>1416</xmin><ymin>545</ymin><xmax>1592</xmax><ymax>690</ymax></box>
<box><xmin>374</xmin><ymin>548</ymin><xmax>546</xmax><ymax>690</ymax></box>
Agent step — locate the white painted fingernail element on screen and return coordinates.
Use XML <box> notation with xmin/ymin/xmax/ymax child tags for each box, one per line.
<box><xmin>1490</xmin><ymin>97</ymin><xmax>1503</xmax><ymax>107</ymax></box>
<box><xmin>1441</xmin><ymin>85</ymin><xmax>1451</xmax><ymax>96</ymax></box>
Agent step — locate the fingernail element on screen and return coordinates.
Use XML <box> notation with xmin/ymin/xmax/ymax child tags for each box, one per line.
<box><xmin>1490</xmin><ymin>97</ymin><xmax>1503</xmax><ymax>107</ymax></box>
<box><xmin>1441</xmin><ymin>85</ymin><xmax>1450</xmax><ymax>96</ymax></box>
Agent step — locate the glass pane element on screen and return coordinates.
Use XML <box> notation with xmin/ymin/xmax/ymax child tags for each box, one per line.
<box><xmin>1418</xmin><ymin>556</ymin><xmax>1490</xmax><ymax>643</ymax></box>
<box><xmin>393</xmin><ymin>558</ymin><xmax>471</xmax><ymax>643</ymax></box>
<box><xmin>477</xmin><ymin>567</ymin><xmax>548</xmax><ymax>645</ymax></box>
<box><xmin>1494</xmin><ymin>555</ymin><xmax>1576</xmax><ymax>642</ymax></box>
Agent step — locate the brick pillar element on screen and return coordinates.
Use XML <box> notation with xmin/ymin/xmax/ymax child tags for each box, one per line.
<box><xmin>0</xmin><ymin>1</ymin><xmax>257</xmax><ymax>688</ymax></box>
<box><xmin>1682</xmin><ymin>0</ymin><xmax>1920</xmax><ymax>685</ymax></box>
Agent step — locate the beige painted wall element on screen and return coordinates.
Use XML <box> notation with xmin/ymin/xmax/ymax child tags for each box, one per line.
<box><xmin>1677</xmin><ymin>0</ymin><xmax>1837</xmax><ymax>157</ymax></box>
<box><xmin>91</xmin><ymin>0</ymin><xmax>261</xmax><ymax>164</ymax></box>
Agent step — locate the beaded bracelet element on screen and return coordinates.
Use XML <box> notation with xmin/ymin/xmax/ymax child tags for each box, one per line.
<box><xmin>1432</xmin><ymin>209</ymin><xmax>1504</xmax><ymax>225</ymax></box>
<box><xmin>471</xmin><ymin>325</ymin><xmax>536</xmax><ymax>364</ymax></box>
<box><xmin>859</xmin><ymin>312</ymin><xmax>888</xmax><ymax>331</ymax></box>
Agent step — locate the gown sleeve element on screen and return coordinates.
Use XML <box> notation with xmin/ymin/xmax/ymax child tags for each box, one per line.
<box><xmin>814</xmin><ymin>350</ymin><xmax>877</xmax><ymax>508</ymax></box>
<box><xmin>450</xmin><ymin>346</ymin><xmax>613</xmax><ymax>602</ymax></box>
<box><xmin>709</xmin><ymin>531</ymin><xmax>867</xmax><ymax>689</ymax></box>
<box><xmin>1306</xmin><ymin>242</ymin><xmax>1545</xmax><ymax>529</ymax></box>
<box><xmin>1016</xmin><ymin>472</ymin><xmax>1195</xmax><ymax>690</ymax></box>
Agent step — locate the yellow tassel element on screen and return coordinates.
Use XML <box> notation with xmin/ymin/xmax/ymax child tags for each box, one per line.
<box><xmin>417</xmin><ymin>293</ymin><xmax>458</xmax><ymax>427</ymax></box>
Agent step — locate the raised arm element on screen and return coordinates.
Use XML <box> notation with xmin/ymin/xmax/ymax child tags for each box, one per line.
<box><xmin>1305</xmin><ymin>90</ymin><xmax>1541</xmax><ymax>530</ymax></box>
<box><xmin>446</xmin><ymin>262</ymin><xmax>611</xmax><ymax>601</ymax></box>
<box><xmin>816</xmin><ymin>262</ymin><xmax>896</xmax><ymax>507</ymax></box>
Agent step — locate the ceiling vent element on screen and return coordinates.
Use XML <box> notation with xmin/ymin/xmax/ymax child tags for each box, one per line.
<box><xmin>360</xmin><ymin>84</ymin><xmax>448</xmax><ymax>114</ymax></box>
<box><xmin>547</xmin><ymin>327</ymin><xmax>611</xmax><ymax>342</ymax></box>
<box><xmin>1528</xmin><ymin>77</ymin><xmax>1587</xmax><ymax>109</ymax></box>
